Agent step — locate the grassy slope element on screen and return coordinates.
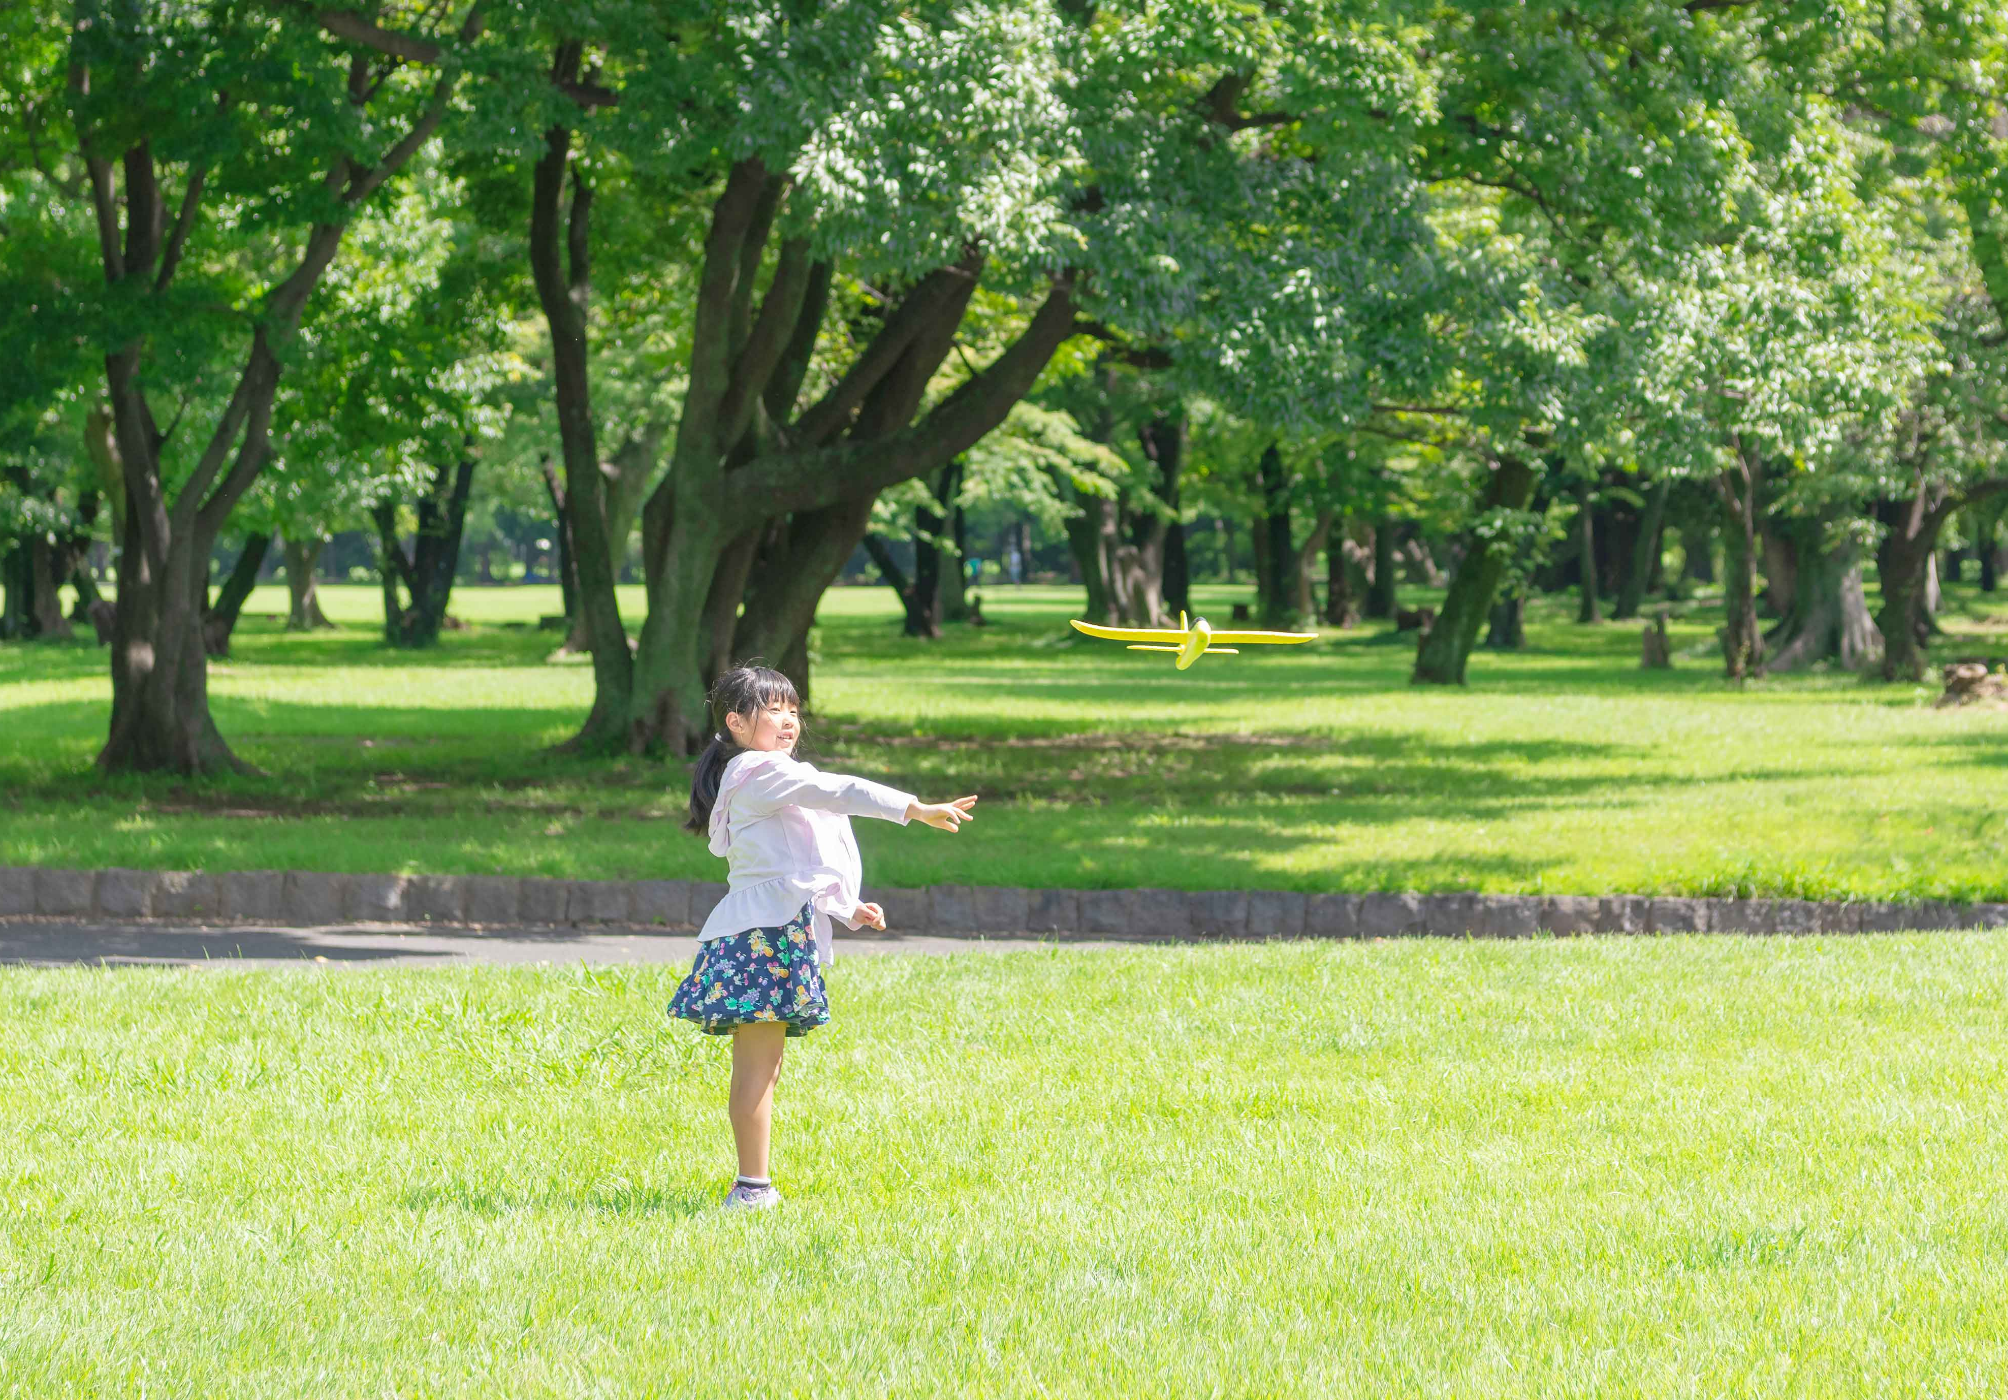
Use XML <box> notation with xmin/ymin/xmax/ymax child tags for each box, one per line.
<box><xmin>2</xmin><ymin>938</ymin><xmax>2005</xmax><ymax>1396</ymax></box>
<box><xmin>2</xmin><ymin>582</ymin><xmax>2005</xmax><ymax>900</ymax></box>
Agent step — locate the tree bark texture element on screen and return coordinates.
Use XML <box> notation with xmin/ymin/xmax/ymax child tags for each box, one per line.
<box><xmin>1412</xmin><ymin>456</ymin><xmax>1537</xmax><ymax>685</ymax></box>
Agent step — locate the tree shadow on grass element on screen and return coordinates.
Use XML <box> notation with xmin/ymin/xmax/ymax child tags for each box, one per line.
<box><xmin>400</xmin><ymin>1182</ymin><xmax>714</xmax><ymax>1219</ymax></box>
<box><xmin>1888</xmin><ymin>730</ymin><xmax>2008</xmax><ymax>769</ymax></box>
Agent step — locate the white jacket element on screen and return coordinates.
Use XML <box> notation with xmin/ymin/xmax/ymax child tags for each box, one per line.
<box><xmin>701</xmin><ymin>749</ymin><xmax>917</xmax><ymax>963</ymax></box>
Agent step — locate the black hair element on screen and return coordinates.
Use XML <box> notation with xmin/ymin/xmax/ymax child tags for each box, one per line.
<box><xmin>684</xmin><ymin>665</ymin><xmax>802</xmax><ymax>833</ymax></box>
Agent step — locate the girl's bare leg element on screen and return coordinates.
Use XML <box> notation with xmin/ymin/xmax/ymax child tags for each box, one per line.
<box><xmin>728</xmin><ymin>1022</ymin><xmax>789</xmax><ymax>1179</ymax></box>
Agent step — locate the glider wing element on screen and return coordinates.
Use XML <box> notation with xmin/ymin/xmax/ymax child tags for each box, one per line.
<box><xmin>1071</xmin><ymin>620</ymin><xmax>1187</xmax><ymax>643</ymax></box>
<box><xmin>1204</xmin><ymin>629</ymin><xmax>1318</xmax><ymax>646</ymax></box>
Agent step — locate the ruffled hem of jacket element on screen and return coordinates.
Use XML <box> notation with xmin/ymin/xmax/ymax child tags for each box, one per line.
<box><xmin>698</xmin><ymin>872</ymin><xmax>857</xmax><ymax>958</ymax></box>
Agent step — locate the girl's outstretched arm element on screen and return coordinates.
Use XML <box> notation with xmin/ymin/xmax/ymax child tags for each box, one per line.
<box><xmin>731</xmin><ymin>753</ymin><xmax>916</xmax><ymax>823</ymax></box>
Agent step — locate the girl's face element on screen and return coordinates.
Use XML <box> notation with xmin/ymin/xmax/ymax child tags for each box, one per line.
<box><xmin>726</xmin><ymin>700</ymin><xmax>799</xmax><ymax>754</ymax></box>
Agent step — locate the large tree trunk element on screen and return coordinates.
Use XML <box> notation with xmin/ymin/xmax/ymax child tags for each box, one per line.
<box><xmin>912</xmin><ymin>481</ymin><xmax>948</xmax><ymax>638</ymax></box>
<box><xmin>1977</xmin><ymin>501</ymin><xmax>2002</xmax><ymax>593</ymax></box>
<box><xmin>1872</xmin><ymin>481</ymin><xmax>1966</xmax><ymax>684</ymax></box>
<box><xmin>1139</xmin><ymin>413</ymin><xmax>1189</xmax><ymax>618</ymax></box>
<box><xmin>1257</xmin><ymin>444</ymin><xmax>1295</xmax><ymax>628</ymax></box>
<box><xmin>1293</xmin><ymin>509</ymin><xmax>1335</xmax><ymax>621</ymax></box>
<box><xmin>1365</xmin><ymin>519</ymin><xmax>1398</xmax><ymax>619</ymax></box>
<box><xmin>1716</xmin><ymin>453</ymin><xmax>1764</xmax><ymax>680</ymax></box>
<box><xmin>558</xmin><ymin>420</ymin><xmax>666</xmax><ymax>651</ymax></box>
<box><xmin>1761</xmin><ymin>515</ymin><xmax>1881</xmax><ymax>673</ymax></box>
<box><xmin>1485</xmin><ymin>588</ymin><xmax>1525</xmax><ymax>649</ymax></box>
<box><xmin>281</xmin><ymin>535</ymin><xmax>335</xmax><ymax>630</ymax></box>
<box><xmin>1680</xmin><ymin>523</ymin><xmax>1715</xmax><ymax>584</ymax></box>
<box><xmin>0</xmin><ymin>537</ymin><xmax>35</xmax><ymax>640</ymax></box>
<box><xmin>530</xmin><ymin>104</ymin><xmax>634</xmax><ymax>749</ymax></box>
<box><xmin>862</xmin><ymin>533</ymin><xmax>940</xmax><ymax>638</ymax></box>
<box><xmin>1064</xmin><ymin>500</ymin><xmax>1117</xmax><ymax>626</ymax></box>
<box><xmin>539</xmin><ymin>459</ymin><xmax>580</xmax><ymax>627</ymax></box>
<box><xmin>733</xmin><ymin>493</ymin><xmax>880</xmax><ymax>700</ymax></box>
<box><xmin>1613</xmin><ymin>477</ymin><xmax>1670</xmax><ymax>621</ymax></box>
<box><xmin>1413</xmin><ymin>456</ymin><xmax>1537</xmax><ymax>685</ymax></box>
<box><xmin>936</xmin><ymin>460</ymin><xmax>969</xmax><ymax>624</ymax></box>
<box><xmin>376</xmin><ymin>457</ymin><xmax>476</xmax><ymax>647</ymax></box>
<box><xmin>202</xmin><ymin>530</ymin><xmax>272</xmax><ymax>657</ymax></box>
<box><xmin>1324</xmin><ymin>520</ymin><xmax>1360</xmax><ymax>627</ymax></box>
<box><xmin>1575</xmin><ymin>487</ymin><xmax>1601</xmax><ymax>624</ymax></box>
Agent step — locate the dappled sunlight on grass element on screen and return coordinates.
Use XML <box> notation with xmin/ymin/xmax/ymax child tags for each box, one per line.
<box><xmin>1</xmin><ymin>582</ymin><xmax>2002</xmax><ymax>898</ymax></box>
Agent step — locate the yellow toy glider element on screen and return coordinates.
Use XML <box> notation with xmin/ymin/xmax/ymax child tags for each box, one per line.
<box><xmin>1069</xmin><ymin>611</ymin><xmax>1317</xmax><ymax>670</ymax></box>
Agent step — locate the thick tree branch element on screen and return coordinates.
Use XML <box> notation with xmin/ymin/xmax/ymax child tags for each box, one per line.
<box><xmin>155</xmin><ymin>162</ymin><xmax>207</xmax><ymax>292</ymax></box>
<box><xmin>311</xmin><ymin>7</ymin><xmax>444</xmax><ymax>62</ymax></box>
<box><xmin>341</xmin><ymin>15</ymin><xmax>480</xmax><ymax>209</ymax></box>
<box><xmin>566</xmin><ymin>165</ymin><xmax>591</xmax><ymax>297</ymax></box>
<box><xmin>673</xmin><ymin>159</ymin><xmax>771</xmax><ymax>465</ymax></box>
<box><xmin>194</xmin><ymin>339</ymin><xmax>283</xmax><ymax>534</ymax></box>
<box><xmin>120</xmin><ymin>142</ymin><xmax>163</xmax><ymax>280</ymax></box>
<box><xmin>719</xmin><ymin>237</ymin><xmax>814</xmax><ymax>450</ymax></box>
<box><xmin>764</xmin><ymin>259</ymin><xmax>833</xmax><ymax>426</ymax></box>
<box><xmin>1201</xmin><ymin>73</ymin><xmax>1299</xmax><ymax>133</ymax></box>
<box><xmin>732</xmin><ymin>273</ymin><xmax>1081</xmax><ymax>523</ymax></box>
<box><xmin>1073</xmin><ymin>318</ymin><xmax>1172</xmax><ymax>369</ymax></box>
<box><xmin>789</xmin><ymin>258</ymin><xmax>980</xmax><ymax>448</ymax></box>
<box><xmin>82</xmin><ymin>155</ymin><xmax>124</xmax><ymax>282</ymax></box>
<box><xmin>729</xmin><ymin>176</ymin><xmax>786</xmax><ymax>360</ymax></box>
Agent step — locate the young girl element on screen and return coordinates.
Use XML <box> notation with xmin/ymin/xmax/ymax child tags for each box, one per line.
<box><xmin>670</xmin><ymin>665</ymin><xmax>976</xmax><ymax>1210</ymax></box>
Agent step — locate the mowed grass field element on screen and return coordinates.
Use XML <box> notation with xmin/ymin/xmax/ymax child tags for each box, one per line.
<box><xmin>2</xmin><ymin>581</ymin><xmax>2006</xmax><ymax>901</ymax></box>
<box><xmin>3</xmin><ymin>936</ymin><xmax>2006</xmax><ymax>1395</ymax></box>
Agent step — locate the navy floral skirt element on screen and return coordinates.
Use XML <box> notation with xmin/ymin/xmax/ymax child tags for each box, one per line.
<box><xmin>668</xmin><ymin>904</ymin><xmax>830</xmax><ymax>1037</ymax></box>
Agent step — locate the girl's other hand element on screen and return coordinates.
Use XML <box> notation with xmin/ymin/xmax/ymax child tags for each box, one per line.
<box><xmin>907</xmin><ymin>796</ymin><xmax>977</xmax><ymax>832</ymax></box>
<box><xmin>855</xmin><ymin>902</ymin><xmax>886</xmax><ymax>931</ymax></box>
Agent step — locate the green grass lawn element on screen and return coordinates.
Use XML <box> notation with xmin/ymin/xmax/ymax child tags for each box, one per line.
<box><xmin>3</xmin><ymin>937</ymin><xmax>2005</xmax><ymax>1395</ymax></box>
<box><xmin>2</xmin><ymin>580</ymin><xmax>2005</xmax><ymax>901</ymax></box>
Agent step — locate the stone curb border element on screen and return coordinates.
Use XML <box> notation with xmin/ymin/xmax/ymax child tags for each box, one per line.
<box><xmin>2</xmin><ymin>867</ymin><xmax>2005</xmax><ymax>939</ymax></box>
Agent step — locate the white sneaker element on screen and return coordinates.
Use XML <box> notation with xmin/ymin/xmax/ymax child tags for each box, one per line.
<box><xmin>723</xmin><ymin>1182</ymin><xmax>782</xmax><ymax>1211</ymax></box>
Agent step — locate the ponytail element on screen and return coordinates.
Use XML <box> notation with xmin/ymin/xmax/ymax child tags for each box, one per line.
<box><xmin>683</xmin><ymin>732</ymin><xmax>741</xmax><ymax>833</ymax></box>
<box><xmin>683</xmin><ymin>664</ymin><xmax>802</xmax><ymax>834</ymax></box>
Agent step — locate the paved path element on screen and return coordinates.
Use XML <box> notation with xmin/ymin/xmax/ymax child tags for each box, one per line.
<box><xmin>0</xmin><ymin>920</ymin><xmax>1127</xmax><ymax>969</ymax></box>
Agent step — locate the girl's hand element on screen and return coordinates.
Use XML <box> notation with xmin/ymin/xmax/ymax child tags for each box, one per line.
<box><xmin>854</xmin><ymin>902</ymin><xmax>886</xmax><ymax>931</ymax></box>
<box><xmin>907</xmin><ymin>796</ymin><xmax>977</xmax><ymax>832</ymax></box>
